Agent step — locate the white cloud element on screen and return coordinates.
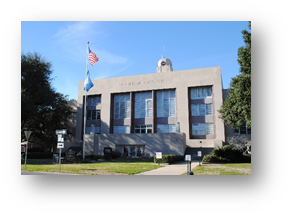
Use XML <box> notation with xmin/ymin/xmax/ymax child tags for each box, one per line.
<box><xmin>53</xmin><ymin>21</ymin><xmax>97</xmax><ymax>42</ymax></box>
<box><xmin>53</xmin><ymin>21</ymin><xmax>128</xmax><ymax>65</ymax></box>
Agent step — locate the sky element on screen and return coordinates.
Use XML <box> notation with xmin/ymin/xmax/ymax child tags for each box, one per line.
<box><xmin>21</xmin><ymin>21</ymin><xmax>249</xmax><ymax>100</ymax></box>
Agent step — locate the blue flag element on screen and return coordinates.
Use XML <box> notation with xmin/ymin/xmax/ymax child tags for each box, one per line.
<box><xmin>84</xmin><ymin>70</ymin><xmax>94</xmax><ymax>92</ymax></box>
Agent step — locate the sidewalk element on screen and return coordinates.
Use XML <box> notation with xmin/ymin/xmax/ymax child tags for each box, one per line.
<box><xmin>136</xmin><ymin>161</ymin><xmax>201</xmax><ymax>175</ymax></box>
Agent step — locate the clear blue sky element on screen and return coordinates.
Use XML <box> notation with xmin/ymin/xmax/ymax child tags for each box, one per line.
<box><xmin>21</xmin><ymin>21</ymin><xmax>249</xmax><ymax>100</ymax></box>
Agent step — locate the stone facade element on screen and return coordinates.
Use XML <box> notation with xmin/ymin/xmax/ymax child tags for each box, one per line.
<box><xmin>75</xmin><ymin>58</ymin><xmax>226</xmax><ymax>157</ymax></box>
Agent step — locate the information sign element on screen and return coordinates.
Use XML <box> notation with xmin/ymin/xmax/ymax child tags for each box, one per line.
<box><xmin>185</xmin><ymin>155</ymin><xmax>191</xmax><ymax>161</ymax></box>
<box><xmin>57</xmin><ymin>134</ymin><xmax>64</xmax><ymax>142</ymax></box>
<box><xmin>198</xmin><ymin>151</ymin><xmax>202</xmax><ymax>157</ymax></box>
<box><xmin>156</xmin><ymin>152</ymin><xmax>162</xmax><ymax>159</ymax></box>
<box><xmin>56</xmin><ymin>129</ymin><xmax>67</xmax><ymax>135</ymax></box>
<box><xmin>57</xmin><ymin>143</ymin><xmax>64</xmax><ymax>149</ymax></box>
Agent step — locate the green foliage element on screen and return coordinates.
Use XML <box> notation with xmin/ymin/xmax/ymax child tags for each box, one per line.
<box><xmin>25</xmin><ymin>152</ymin><xmax>53</xmax><ymax>159</ymax></box>
<box><xmin>21</xmin><ymin>52</ymin><xmax>72</xmax><ymax>149</ymax></box>
<box><xmin>203</xmin><ymin>145</ymin><xmax>251</xmax><ymax>163</ymax></box>
<box><xmin>154</xmin><ymin>154</ymin><xmax>183</xmax><ymax>164</ymax></box>
<box><xmin>218</xmin><ymin>21</ymin><xmax>251</xmax><ymax>129</ymax></box>
<box><xmin>111</xmin><ymin>151</ymin><xmax>122</xmax><ymax>159</ymax></box>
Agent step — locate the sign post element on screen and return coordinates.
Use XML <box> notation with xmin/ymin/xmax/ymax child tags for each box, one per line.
<box><xmin>24</xmin><ymin>131</ymin><xmax>32</xmax><ymax>170</ymax></box>
<box><xmin>198</xmin><ymin>151</ymin><xmax>202</xmax><ymax>166</ymax></box>
<box><xmin>56</xmin><ymin>129</ymin><xmax>66</xmax><ymax>172</ymax></box>
<box><xmin>185</xmin><ymin>154</ymin><xmax>193</xmax><ymax>175</ymax></box>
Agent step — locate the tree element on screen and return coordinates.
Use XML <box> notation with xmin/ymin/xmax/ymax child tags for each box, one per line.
<box><xmin>21</xmin><ymin>52</ymin><xmax>72</xmax><ymax>150</ymax></box>
<box><xmin>218</xmin><ymin>21</ymin><xmax>251</xmax><ymax>129</ymax></box>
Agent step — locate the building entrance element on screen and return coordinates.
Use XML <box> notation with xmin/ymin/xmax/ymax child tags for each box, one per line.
<box><xmin>117</xmin><ymin>145</ymin><xmax>145</xmax><ymax>158</ymax></box>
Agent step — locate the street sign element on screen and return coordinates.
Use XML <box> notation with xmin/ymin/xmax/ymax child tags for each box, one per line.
<box><xmin>156</xmin><ymin>152</ymin><xmax>162</xmax><ymax>159</ymax></box>
<box><xmin>55</xmin><ymin>129</ymin><xmax>67</xmax><ymax>173</ymax></box>
<box><xmin>198</xmin><ymin>151</ymin><xmax>202</xmax><ymax>157</ymax></box>
<box><xmin>56</xmin><ymin>129</ymin><xmax>67</xmax><ymax>135</ymax></box>
<box><xmin>57</xmin><ymin>143</ymin><xmax>64</xmax><ymax>149</ymax></box>
<box><xmin>185</xmin><ymin>155</ymin><xmax>191</xmax><ymax>161</ymax></box>
<box><xmin>57</xmin><ymin>134</ymin><xmax>64</xmax><ymax>142</ymax></box>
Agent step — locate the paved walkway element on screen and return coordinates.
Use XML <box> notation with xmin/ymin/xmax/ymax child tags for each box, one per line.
<box><xmin>136</xmin><ymin>161</ymin><xmax>201</xmax><ymax>175</ymax></box>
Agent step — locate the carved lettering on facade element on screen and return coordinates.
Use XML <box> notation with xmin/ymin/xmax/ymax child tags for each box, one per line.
<box><xmin>121</xmin><ymin>79</ymin><xmax>163</xmax><ymax>86</ymax></box>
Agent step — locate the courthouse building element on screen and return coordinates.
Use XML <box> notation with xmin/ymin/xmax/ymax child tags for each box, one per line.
<box><xmin>75</xmin><ymin>58</ymin><xmax>227</xmax><ymax>157</ymax></box>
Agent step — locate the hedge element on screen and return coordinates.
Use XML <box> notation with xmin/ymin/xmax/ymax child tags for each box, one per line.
<box><xmin>22</xmin><ymin>152</ymin><xmax>53</xmax><ymax>159</ymax></box>
<box><xmin>154</xmin><ymin>154</ymin><xmax>184</xmax><ymax>164</ymax></box>
<box><xmin>203</xmin><ymin>145</ymin><xmax>251</xmax><ymax>163</ymax></box>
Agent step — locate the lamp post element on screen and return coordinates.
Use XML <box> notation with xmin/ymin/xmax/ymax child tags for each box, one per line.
<box><xmin>24</xmin><ymin>131</ymin><xmax>32</xmax><ymax>170</ymax></box>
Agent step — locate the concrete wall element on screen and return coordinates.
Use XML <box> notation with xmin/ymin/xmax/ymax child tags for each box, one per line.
<box><xmin>84</xmin><ymin>133</ymin><xmax>186</xmax><ymax>157</ymax></box>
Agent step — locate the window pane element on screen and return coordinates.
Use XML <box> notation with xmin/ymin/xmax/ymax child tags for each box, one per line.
<box><xmin>206</xmin><ymin>124</ymin><xmax>214</xmax><ymax>135</ymax></box>
<box><xmin>206</xmin><ymin>104</ymin><xmax>212</xmax><ymax>115</ymax></box>
<box><xmin>191</xmin><ymin>104</ymin><xmax>199</xmax><ymax>116</ymax></box>
<box><xmin>192</xmin><ymin>124</ymin><xmax>199</xmax><ymax>135</ymax></box>
<box><xmin>157</xmin><ymin>124</ymin><xmax>176</xmax><ymax>133</ymax></box>
<box><xmin>135</xmin><ymin>92</ymin><xmax>152</xmax><ymax>118</ymax></box>
<box><xmin>207</xmin><ymin>87</ymin><xmax>212</xmax><ymax>98</ymax></box>
<box><xmin>113</xmin><ymin>126</ymin><xmax>130</xmax><ymax>134</ymax></box>
<box><xmin>192</xmin><ymin>123</ymin><xmax>214</xmax><ymax>135</ymax></box>
<box><xmin>169</xmin><ymin>124</ymin><xmax>176</xmax><ymax>133</ymax></box>
<box><xmin>114</xmin><ymin>93</ymin><xmax>130</xmax><ymax>119</ymax></box>
<box><xmin>157</xmin><ymin>90</ymin><xmax>176</xmax><ymax>117</ymax></box>
<box><xmin>87</xmin><ymin>110</ymin><xmax>91</xmax><ymax>120</ymax></box>
<box><xmin>92</xmin><ymin>110</ymin><xmax>96</xmax><ymax>120</ymax></box>
<box><xmin>87</xmin><ymin>96</ymin><xmax>101</xmax><ymax>106</ymax></box>
<box><xmin>190</xmin><ymin>87</ymin><xmax>212</xmax><ymax>99</ymax></box>
<box><xmin>199</xmin><ymin>104</ymin><xmax>205</xmax><ymax>116</ymax></box>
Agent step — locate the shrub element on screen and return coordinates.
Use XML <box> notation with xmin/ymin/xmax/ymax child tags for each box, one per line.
<box><xmin>154</xmin><ymin>154</ymin><xmax>184</xmax><ymax>164</ymax></box>
<box><xmin>26</xmin><ymin>152</ymin><xmax>53</xmax><ymax>159</ymax></box>
<box><xmin>111</xmin><ymin>151</ymin><xmax>122</xmax><ymax>159</ymax></box>
<box><xmin>203</xmin><ymin>155</ymin><xmax>229</xmax><ymax>163</ymax></box>
<box><xmin>203</xmin><ymin>145</ymin><xmax>251</xmax><ymax>163</ymax></box>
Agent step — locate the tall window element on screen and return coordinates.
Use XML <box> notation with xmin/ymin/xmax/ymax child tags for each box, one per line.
<box><xmin>114</xmin><ymin>93</ymin><xmax>130</xmax><ymax>119</ymax></box>
<box><xmin>135</xmin><ymin>92</ymin><xmax>152</xmax><ymax>118</ymax></box>
<box><xmin>190</xmin><ymin>87</ymin><xmax>212</xmax><ymax>99</ymax></box>
<box><xmin>157</xmin><ymin>90</ymin><xmax>176</xmax><ymax>117</ymax></box>
<box><xmin>157</xmin><ymin>124</ymin><xmax>176</xmax><ymax>133</ymax></box>
<box><xmin>191</xmin><ymin>104</ymin><xmax>212</xmax><ymax>116</ymax></box>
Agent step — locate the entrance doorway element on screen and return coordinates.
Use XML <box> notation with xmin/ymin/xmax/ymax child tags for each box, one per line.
<box><xmin>117</xmin><ymin>145</ymin><xmax>145</xmax><ymax>158</ymax></box>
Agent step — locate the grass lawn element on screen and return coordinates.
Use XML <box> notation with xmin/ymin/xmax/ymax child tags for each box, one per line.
<box><xmin>21</xmin><ymin>160</ymin><xmax>163</xmax><ymax>175</ymax></box>
<box><xmin>191</xmin><ymin>163</ymin><xmax>251</xmax><ymax>175</ymax></box>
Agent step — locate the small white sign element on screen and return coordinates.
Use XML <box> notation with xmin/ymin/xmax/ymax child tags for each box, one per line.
<box><xmin>57</xmin><ymin>143</ymin><xmax>64</xmax><ymax>149</ymax></box>
<box><xmin>185</xmin><ymin>155</ymin><xmax>191</xmax><ymax>161</ymax></box>
<box><xmin>58</xmin><ymin>134</ymin><xmax>64</xmax><ymax>142</ymax></box>
<box><xmin>156</xmin><ymin>152</ymin><xmax>162</xmax><ymax>159</ymax></box>
<box><xmin>198</xmin><ymin>151</ymin><xmax>202</xmax><ymax>157</ymax></box>
<box><xmin>56</xmin><ymin>129</ymin><xmax>67</xmax><ymax>135</ymax></box>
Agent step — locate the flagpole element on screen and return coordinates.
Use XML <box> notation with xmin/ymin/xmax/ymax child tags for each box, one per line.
<box><xmin>83</xmin><ymin>42</ymin><xmax>89</xmax><ymax>161</ymax></box>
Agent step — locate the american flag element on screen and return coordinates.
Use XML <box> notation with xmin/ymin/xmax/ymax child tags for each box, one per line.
<box><xmin>88</xmin><ymin>48</ymin><xmax>99</xmax><ymax>66</ymax></box>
